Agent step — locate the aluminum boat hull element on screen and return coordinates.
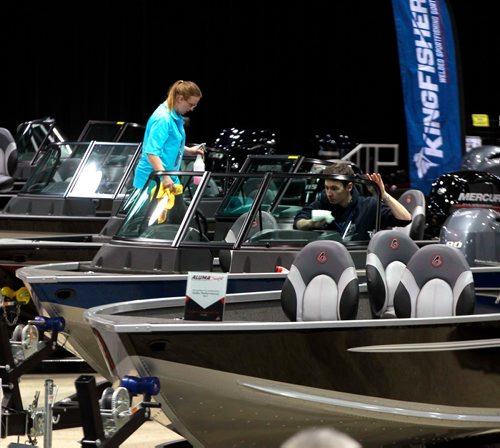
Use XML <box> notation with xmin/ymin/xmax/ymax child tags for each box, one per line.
<box><xmin>18</xmin><ymin>266</ymin><xmax>286</xmax><ymax>378</ymax></box>
<box><xmin>85</xmin><ymin>294</ymin><xmax>500</xmax><ymax>447</ymax></box>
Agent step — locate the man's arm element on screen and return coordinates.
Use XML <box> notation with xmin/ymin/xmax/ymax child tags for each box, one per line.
<box><xmin>295</xmin><ymin>217</ymin><xmax>326</xmax><ymax>230</ymax></box>
<box><xmin>294</xmin><ymin>201</ymin><xmax>327</xmax><ymax>230</ymax></box>
<box><xmin>380</xmin><ymin>192</ymin><xmax>412</xmax><ymax>221</ymax></box>
<box><xmin>367</xmin><ymin>173</ymin><xmax>411</xmax><ymax>221</ymax></box>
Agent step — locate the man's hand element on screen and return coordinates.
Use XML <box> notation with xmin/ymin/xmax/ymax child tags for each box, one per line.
<box><xmin>367</xmin><ymin>173</ymin><xmax>386</xmax><ymax>198</ymax></box>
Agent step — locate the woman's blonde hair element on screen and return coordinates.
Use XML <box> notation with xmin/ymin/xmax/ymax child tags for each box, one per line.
<box><xmin>166</xmin><ymin>80</ymin><xmax>202</xmax><ymax>111</ymax></box>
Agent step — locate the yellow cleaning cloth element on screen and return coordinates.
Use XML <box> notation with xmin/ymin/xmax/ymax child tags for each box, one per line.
<box><xmin>150</xmin><ymin>183</ymin><xmax>184</xmax><ymax>224</ymax></box>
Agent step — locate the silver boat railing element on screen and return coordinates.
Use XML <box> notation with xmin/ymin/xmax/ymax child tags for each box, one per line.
<box><xmin>342</xmin><ymin>143</ymin><xmax>400</xmax><ymax>174</ymax></box>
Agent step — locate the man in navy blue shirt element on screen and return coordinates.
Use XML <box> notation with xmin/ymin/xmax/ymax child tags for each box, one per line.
<box><xmin>294</xmin><ymin>163</ymin><xmax>411</xmax><ymax>241</ymax></box>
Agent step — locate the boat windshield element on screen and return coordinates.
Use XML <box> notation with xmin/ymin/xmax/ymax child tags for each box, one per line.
<box><xmin>116</xmin><ymin>172</ymin><xmax>216</xmax><ymax>242</ymax></box>
<box><xmin>237</xmin><ymin>173</ymin><xmax>381</xmax><ymax>246</ymax></box>
<box><xmin>20</xmin><ymin>142</ymin><xmax>89</xmax><ymax>195</ymax></box>
<box><xmin>20</xmin><ymin>141</ymin><xmax>140</xmax><ymax>197</ymax></box>
<box><xmin>67</xmin><ymin>142</ymin><xmax>140</xmax><ymax>197</ymax></box>
<box><xmin>15</xmin><ymin>117</ymin><xmax>67</xmax><ymax>164</ymax></box>
<box><xmin>77</xmin><ymin>120</ymin><xmax>145</xmax><ymax>143</ymax></box>
<box><xmin>115</xmin><ymin>169</ymin><xmax>382</xmax><ymax>247</ymax></box>
<box><xmin>214</xmin><ymin>155</ymin><xmax>301</xmax><ymax>216</ymax></box>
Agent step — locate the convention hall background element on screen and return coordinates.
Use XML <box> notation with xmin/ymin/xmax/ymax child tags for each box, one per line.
<box><xmin>1</xmin><ymin>1</ymin><xmax>498</xmax><ymax>162</ymax></box>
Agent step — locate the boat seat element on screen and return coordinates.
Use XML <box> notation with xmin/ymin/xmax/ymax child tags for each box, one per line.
<box><xmin>366</xmin><ymin>230</ymin><xmax>419</xmax><ymax>318</ymax></box>
<box><xmin>57</xmin><ymin>157</ymin><xmax>81</xmax><ymax>182</ymax></box>
<box><xmin>0</xmin><ymin>127</ymin><xmax>18</xmax><ymax>192</ymax></box>
<box><xmin>393</xmin><ymin>244</ymin><xmax>475</xmax><ymax>318</ymax></box>
<box><xmin>281</xmin><ymin>240</ymin><xmax>359</xmax><ymax>321</ymax></box>
<box><xmin>164</xmin><ymin>195</ymin><xmax>188</xmax><ymax>225</ymax></box>
<box><xmin>219</xmin><ymin>211</ymin><xmax>278</xmax><ymax>272</ymax></box>
<box><xmin>39</xmin><ymin>158</ymin><xmax>83</xmax><ymax>194</ymax></box>
<box><xmin>225</xmin><ymin>210</ymin><xmax>278</xmax><ymax>243</ymax></box>
<box><xmin>243</xmin><ymin>178</ymin><xmax>277</xmax><ymax>205</ymax></box>
<box><xmin>281</xmin><ymin>178</ymin><xmax>307</xmax><ymax>205</ymax></box>
<box><xmin>393</xmin><ymin>189</ymin><xmax>426</xmax><ymax>240</ymax></box>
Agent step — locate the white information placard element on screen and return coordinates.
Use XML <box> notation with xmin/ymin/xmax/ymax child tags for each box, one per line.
<box><xmin>184</xmin><ymin>272</ymin><xmax>228</xmax><ymax>321</ymax></box>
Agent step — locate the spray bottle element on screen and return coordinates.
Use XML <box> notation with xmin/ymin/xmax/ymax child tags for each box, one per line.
<box><xmin>193</xmin><ymin>143</ymin><xmax>206</xmax><ymax>185</ymax></box>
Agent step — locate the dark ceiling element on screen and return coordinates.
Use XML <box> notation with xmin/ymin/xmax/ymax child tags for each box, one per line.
<box><xmin>1</xmin><ymin>1</ymin><xmax>498</xmax><ymax>159</ymax></box>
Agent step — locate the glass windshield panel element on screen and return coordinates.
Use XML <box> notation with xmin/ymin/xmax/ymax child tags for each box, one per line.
<box><xmin>15</xmin><ymin>118</ymin><xmax>68</xmax><ymax>163</ymax></box>
<box><xmin>180</xmin><ymin>158</ymin><xmax>224</xmax><ymax>202</ymax></box>
<box><xmin>20</xmin><ymin>142</ymin><xmax>89</xmax><ymax>195</ymax></box>
<box><xmin>68</xmin><ymin>143</ymin><xmax>140</xmax><ymax>197</ymax></box>
<box><xmin>295</xmin><ymin>158</ymin><xmax>332</xmax><ymax>174</ymax></box>
<box><xmin>117</xmin><ymin>172</ymin><xmax>231</xmax><ymax>243</ymax></box>
<box><xmin>114</xmin><ymin>170</ymin><xmax>384</xmax><ymax>250</ymax></box>
<box><xmin>215</xmin><ymin>174</ymin><xmax>270</xmax><ymax>218</ymax></box>
<box><xmin>240</xmin><ymin>154</ymin><xmax>299</xmax><ymax>174</ymax></box>
<box><xmin>78</xmin><ymin>120</ymin><xmax>145</xmax><ymax>143</ymax></box>
<box><xmin>240</xmin><ymin>174</ymin><xmax>381</xmax><ymax>246</ymax></box>
<box><xmin>212</xmin><ymin>155</ymin><xmax>300</xmax><ymax>207</ymax></box>
<box><xmin>78</xmin><ymin>121</ymin><xmax>122</xmax><ymax>142</ymax></box>
<box><xmin>117</xmin><ymin>123</ymin><xmax>145</xmax><ymax>143</ymax></box>
<box><xmin>15</xmin><ymin>120</ymin><xmax>53</xmax><ymax>162</ymax></box>
<box><xmin>116</xmin><ymin>173</ymin><xmax>189</xmax><ymax>241</ymax></box>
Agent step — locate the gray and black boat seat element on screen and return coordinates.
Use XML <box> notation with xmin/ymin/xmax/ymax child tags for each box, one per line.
<box><xmin>224</xmin><ymin>210</ymin><xmax>278</xmax><ymax>243</ymax></box>
<box><xmin>394</xmin><ymin>189</ymin><xmax>426</xmax><ymax>240</ymax></box>
<box><xmin>0</xmin><ymin>127</ymin><xmax>18</xmax><ymax>192</ymax></box>
<box><xmin>365</xmin><ymin>229</ymin><xmax>419</xmax><ymax>318</ymax></box>
<box><xmin>281</xmin><ymin>240</ymin><xmax>359</xmax><ymax>321</ymax></box>
<box><xmin>393</xmin><ymin>244</ymin><xmax>475</xmax><ymax>318</ymax></box>
<box><xmin>220</xmin><ymin>211</ymin><xmax>278</xmax><ymax>272</ymax></box>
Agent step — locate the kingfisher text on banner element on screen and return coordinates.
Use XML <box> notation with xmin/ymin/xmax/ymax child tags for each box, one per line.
<box><xmin>392</xmin><ymin>0</ymin><xmax>463</xmax><ymax>194</ymax></box>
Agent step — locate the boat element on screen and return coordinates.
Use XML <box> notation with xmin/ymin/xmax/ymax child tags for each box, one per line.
<box><xmin>0</xmin><ymin>118</ymin><xmax>145</xmax><ymax>209</ymax></box>
<box><xmin>17</xmin><ymin>166</ymin><xmax>394</xmax><ymax>308</ymax></box>
<box><xmin>0</xmin><ymin>139</ymin><xmax>141</xmax><ymax>235</ymax></box>
<box><xmin>0</xmin><ymin>153</ymin><xmax>309</xmax><ymax>287</ymax></box>
<box><xmin>16</xmin><ymin>167</ymin><xmax>382</xmax><ymax>375</ymax></box>
<box><xmin>84</xmin><ymin>238</ymin><xmax>500</xmax><ymax>447</ymax></box>
<box><xmin>17</xmin><ymin>163</ymin><xmax>500</xmax><ymax>376</ymax></box>
<box><xmin>0</xmin><ymin>139</ymin><xmax>142</xmax><ymax>289</ymax></box>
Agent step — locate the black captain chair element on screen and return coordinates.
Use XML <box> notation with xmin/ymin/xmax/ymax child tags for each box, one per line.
<box><xmin>393</xmin><ymin>244</ymin><xmax>475</xmax><ymax>318</ymax></box>
<box><xmin>281</xmin><ymin>240</ymin><xmax>359</xmax><ymax>321</ymax></box>
<box><xmin>366</xmin><ymin>230</ymin><xmax>419</xmax><ymax>318</ymax></box>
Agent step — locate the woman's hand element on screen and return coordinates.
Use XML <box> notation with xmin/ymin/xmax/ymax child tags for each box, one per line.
<box><xmin>162</xmin><ymin>175</ymin><xmax>175</xmax><ymax>191</ymax></box>
<box><xmin>185</xmin><ymin>143</ymin><xmax>205</xmax><ymax>156</ymax></box>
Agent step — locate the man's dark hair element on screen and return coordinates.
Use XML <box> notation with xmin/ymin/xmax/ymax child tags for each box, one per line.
<box><xmin>323</xmin><ymin>163</ymin><xmax>355</xmax><ymax>177</ymax></box>
<box><xmin>323</xmin><ymin>163</ymin><xmax>355</xmax><ymax>187</ymax></box>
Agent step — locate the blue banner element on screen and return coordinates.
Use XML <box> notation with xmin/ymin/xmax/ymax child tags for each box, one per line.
<box><xmin>392</xmin><ymin>0</ymin><xmax>463</xmax><ymax>194</ymax></box>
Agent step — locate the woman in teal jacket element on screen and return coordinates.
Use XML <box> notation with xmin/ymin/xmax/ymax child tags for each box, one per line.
<box><xmin>133</xmin><ymin>80</ymin><xmax>204</xmax><ymax>191</ymax></box>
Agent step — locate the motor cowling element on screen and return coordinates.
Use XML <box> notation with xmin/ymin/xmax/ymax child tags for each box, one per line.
<box><xmin>426</xmin><ymin>170</ymin><xmax>500</xmax><ymax>238</ymax></box>
<box><xmin>207</xmin><ymin>128</ymin><xmax>276</xmax><ymax>172</ymax></box>
<box><xmin>440</xmin><ymin>208</ymin><xmax>500</xmax><ymax>267</ymax></box>
<box><xmin>461</xmin><ymin>145</ymin><xmax>500</xmax><ymax>177</ymax></box>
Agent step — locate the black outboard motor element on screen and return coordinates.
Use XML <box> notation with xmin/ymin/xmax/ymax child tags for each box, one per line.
<box><xmin>461</xmin><ymin>145</ymin><xmax>500</xmax><ymax>177</ymax></box>
<box><xmin>426</xmin><ymin>170</ymin><xmax>500</xmax><ymax>238</ymax></box>
<box><xmin>313</xmin><ymin>133</ymin><xmax>357</xmax><ymax>159</ymax></box>
<box><xmin>440</xmin><ymin>208</ymin><xmax>500</xmax><ymax>267</ymax></box>
<box><xmin>206</xmin><ymin>128</ymin><xmax>276</xmax><ymax>173</ymax></box>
